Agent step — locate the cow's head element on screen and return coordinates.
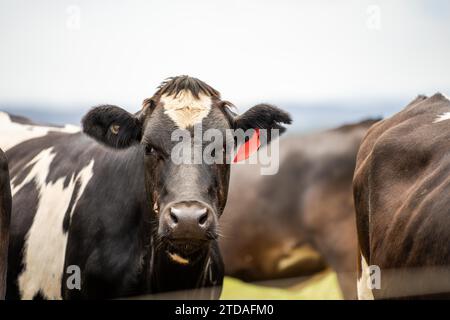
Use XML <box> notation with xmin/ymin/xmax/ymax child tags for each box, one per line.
<box><xmin>82</xmin><ymin>76</ymin><xmax>291</xmax><ymax>263</ymax></box>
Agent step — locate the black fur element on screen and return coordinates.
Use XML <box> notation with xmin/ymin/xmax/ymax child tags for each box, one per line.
<box><xmin>82</xmin><ymin>105</ymin><xmax>142</xmax><ymax>149</ymax></box>
<box><xmin>354</xmin><ymin>93</ymin><xmax>450</xmax><ymax>299</ymax></box>
<box><xmin>0</xmin><ymin>148</ymin><xmax>11</xmax><ymax>300</ymax></box>
<box><xmin>155</xmin><ymin>75</ymin><xmax>220</xmax><ymax>99</ymax></box>
<box><xmin>233</xmin><ymin>104</ymin><xmax>292</xmax><ymax>143</ymax></box>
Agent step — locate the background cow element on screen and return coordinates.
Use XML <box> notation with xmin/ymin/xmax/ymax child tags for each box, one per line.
<box><xmin>354</xmin><ymin>93</ymin><xmax>450</xmax><ymax>299</ymax></box>
<box><xmin>220</xmin><ymin>119</ymin><xmax>379</xmax><ymax>299</ymax></box>
<box><xmin>1</xmin><ymin>76</ymin><xmax>291</xmax><ymax>299</ymax></box>
<box><xmin>0</xmin><ymin>148</ymin><xmax>11</xmax><ymax>300</ymax></box>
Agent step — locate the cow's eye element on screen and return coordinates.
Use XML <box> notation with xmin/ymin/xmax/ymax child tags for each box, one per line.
<box><xmin>145</xmin><ymin>145</ymin><xmax>157</xmax><ymax>156</ymax></box>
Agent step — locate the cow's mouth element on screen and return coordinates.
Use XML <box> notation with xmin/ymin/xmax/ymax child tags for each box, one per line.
<box><xmin>168</xmin><ymin>238</ymin><xmax>208</xmax><ymax>255</ymax></box>
<box><xmin>165</xmin><ymin>238</ymin><xmax>210</xmax><ymax>265</ymax></box>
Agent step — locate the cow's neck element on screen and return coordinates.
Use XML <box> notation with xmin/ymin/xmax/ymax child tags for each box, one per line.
<box><xmin>148</xmin><ymin>236</ymin><xmax>213</xmax><ymax>297</ymax></box>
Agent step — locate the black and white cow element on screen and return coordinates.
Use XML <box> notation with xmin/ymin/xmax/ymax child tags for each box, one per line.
<box><xmin>0</xmin><ymin>148</ymin><xmax>11</xmax><ymax>300</ymax></box>
<box><xmin>1</xmin><ymin>76</ymin><xmax>291</xmax><ymax>299</ymax></box>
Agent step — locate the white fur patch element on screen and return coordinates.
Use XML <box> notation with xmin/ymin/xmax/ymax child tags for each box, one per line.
<box><xmin>0</xmin><ymin>112</ymin><xmax>79</xmax><ymax>151</ymax></box>
<box><xmin>14</xmin><ymin>148</ymin><xmax>94</xmax><ymax>300</ymax></box>
<box><xmin>160</xmin><ymin>90</ymin><xmax>212</xmax><ymax>129</ymax></box>
<box><xmin>433</xmin><ymin>112</ymin><xmax>450</xmax><ymax>123</ymax></box>
<box><xmin>357</xmin><ymin>254</ymin><xmax>375</xmax><ymax>300</ymax></box>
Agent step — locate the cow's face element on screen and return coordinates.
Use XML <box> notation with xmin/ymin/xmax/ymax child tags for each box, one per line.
<box><xmin>82</xmin><ymin>76</ymin><xmax>291</xmax><ymax>262</ymax></box>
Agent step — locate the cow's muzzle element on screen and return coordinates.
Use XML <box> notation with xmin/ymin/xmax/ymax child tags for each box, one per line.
<box><xmin>160</xmin><ymin>201</ymin><xmax>217</xmax><ymax>254</ymax></box>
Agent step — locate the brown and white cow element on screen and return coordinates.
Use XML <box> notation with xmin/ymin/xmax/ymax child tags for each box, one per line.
<box><xmin>353</xmin><ymin>93</ymin><xmax>450</xmax><ymax>299</ymax></box>
<box><xmin>220</xmin><ymin>119</ymin><xmax>379</xmax><ymax>299</ymax></box>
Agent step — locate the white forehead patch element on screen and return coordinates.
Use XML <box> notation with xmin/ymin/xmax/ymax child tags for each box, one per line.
<box><xmin>160</xmin><ymin>90</ymin><xmax>212</xmax><ymax>129</ymax></box>
<box><xmin>433</xmin><ymin>112</ymin><xmax>450</xmax><ymax>123</ymax></box>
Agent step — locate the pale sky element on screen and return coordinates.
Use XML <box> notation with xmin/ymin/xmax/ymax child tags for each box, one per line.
<box><xmin>1</xmin><ymin>0</ymin><xmax>449</xmax><ymax>111</ymax></box>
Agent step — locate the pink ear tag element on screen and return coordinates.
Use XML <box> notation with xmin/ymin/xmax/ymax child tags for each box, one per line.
<box><xmin>233</xmin><ymin>129</ymin><xmax>261</xmax><ymax>163</ymax></box>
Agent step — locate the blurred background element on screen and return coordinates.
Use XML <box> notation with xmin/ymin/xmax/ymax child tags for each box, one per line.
<box><xmin>1</xmin><ymin>0</ymin><xmax>449</xmax><ymax>299</ymax></box>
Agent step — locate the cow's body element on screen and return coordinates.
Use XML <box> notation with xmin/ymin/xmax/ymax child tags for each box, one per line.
<box><xmin>0</xmin><ymin>147</ymin><xmax>11</xmax><ymax>299</ymax></box>
<box><xmin>4</xmin><ymin>131</ymin><xmax>223</xmax><ymax>299</ymax></box>
<box><xmin>220</xmin><ymin>119</ymin><xmax>378</xmax><ymax>299</ymax></box>
<box><xmin>353</xmin><ymin>93</ymin><xmax>450</xmax><ymax>299</ymax></box>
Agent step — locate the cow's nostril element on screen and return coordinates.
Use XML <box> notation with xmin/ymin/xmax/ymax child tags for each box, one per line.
<box><xmin>169</xmin><ymin>210</ymin><xmax>178</xmax><ymax>224</ymax></box>
<box><xmin>198</xmin><ymin>211</ymin><xmax>208</xmax><ymax>226</ymax></box>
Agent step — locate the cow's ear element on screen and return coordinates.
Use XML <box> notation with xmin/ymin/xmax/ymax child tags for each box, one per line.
<box><xmin>82</xmin><ymin>105</ymin><xmax>143</xmax><ymax>149</ymax></box>
<box><xmin>233</xmin><ymin>104</ymin><xmax>292</xmax><ymax>144</ymax></box>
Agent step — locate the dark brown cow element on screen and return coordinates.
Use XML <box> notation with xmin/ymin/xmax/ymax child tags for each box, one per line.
<box><xmin>220</xmin><ymin>119</ymin><xmax>378</xmax><ymax>299</ymax></box>
<box><xmin>354</xmin><ymin>93</ymin><xmax>450</xmax><ymax>299</ymax></box>
<box><xmin>0</xmin><ymin>148</ymin><xmax>11</xmax><ymax>300</ymax></box>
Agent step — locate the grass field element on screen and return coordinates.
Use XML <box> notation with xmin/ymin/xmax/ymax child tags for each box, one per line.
<box><xmin>221</xmin><ymin>270</ymin><xmax>343</xmax><ymax>300</ymax></box>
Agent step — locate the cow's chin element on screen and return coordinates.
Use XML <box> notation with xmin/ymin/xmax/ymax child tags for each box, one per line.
<box><xmin>165</xmin><ymin>239</ymin><xmax>210</xmax><ymax>264</ymax></box>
